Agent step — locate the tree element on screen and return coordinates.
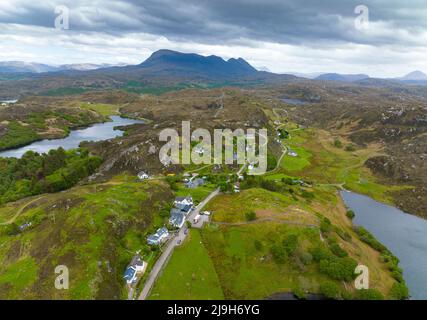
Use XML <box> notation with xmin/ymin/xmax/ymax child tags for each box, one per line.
<box><xmin>283</xmin><ymin>234</ymin><xmax>298</xmax><ymax>255</ymax></box>
<box><xmin>271</xmin><ymin>244</ymin><xmax>287</xmax><ymax>264</ymax></box>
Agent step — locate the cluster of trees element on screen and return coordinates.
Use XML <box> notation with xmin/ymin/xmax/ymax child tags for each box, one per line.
<box><xmin>270</xmin><ymin>234</ymin><xmax>299</xmax><ymax>264</ymax></box>
<box><xmin>310</xmin><ymin>245</ymin><xmax>357</xmax><ymax>282</ymax></box>
<box><xmin>0</xmin><ymin>148</ymin><xmax>102</xmax><ymax>204</ymax></box>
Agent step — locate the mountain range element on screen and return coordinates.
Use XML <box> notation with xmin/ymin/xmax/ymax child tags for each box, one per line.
<box><xmin>1</xmin><ymin>51</ymin><xmax>426</xmax><ymax>86</ymax></box>
<box><xmin>0</xmin><ymin>61</ymin><xmax>125</xmax><ymax>74</ymax></box>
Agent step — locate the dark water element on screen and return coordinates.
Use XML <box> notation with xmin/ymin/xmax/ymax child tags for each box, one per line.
<box><xmin>341</xmin><ymin>191</ymin><xmax>427</xmax><ymax>300</ymax></box>
<box><xmin>0</xmin><ymin>116</ymin><xmax>144</xmax><ymax>158</ymax></box>
<box><xmin>281</xmin><ymin>98</ymin><xmax>309</xmax><ymax>106</ymax></box>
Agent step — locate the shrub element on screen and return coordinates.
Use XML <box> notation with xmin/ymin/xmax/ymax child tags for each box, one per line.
<box><xmin>319</xmin><ymin>257</ymin><xmax>358</xmax><ymax>281</ymax></box>
<box><xmin>354</xmin><ymin>289</ymin><xmax>384</xmax><ymax>300</ymax></box>
<box><xmin>310</xmin><ymin>246</ymin><xmax>332</xmax><ymax>262</ymax></box>
<box><xmin>298</xmin><ymin>250</ymin><xmax>313</xmax><ymax>265</ymax></box>
<box><xmin>389</xmin><ymin>282</ymin><xmax>409</xmax><ymax>300</ymax></box>
<box><xmin>320</xmin><ymin>218</ymin><xmax>332</xmax><ymax>233</ymax></box>
<box><xmin>345</xmin><ymin>144</ymin><xmax>355</xmax><ymax>152</ymax></box>
<box><xmin>254</xmin><ymin>240</ymin><xmax>263</xmax><ymax>251</ymax></box>
<box><xmin>245</xmin><ymin>211</ymin><xmax>257</xmax><ymax>221</ymax></box>
<box><xmin>329</xmin><ymin>243</ymin><xmax>348</xmax><ymax>258</ymax></box>
<box><xmin>320</xmin><ymin>282</ymin><xmax>340</xmax><ymax>299</ymax></box>
<box><xmin>334</xmin><ymin>138</ymin><xmax>343</xmax><ymax>148</ymax></box>
<box><xmin>293</xmin><ymin>288</ymin><xmax>307</xmax><ymax>300</ymax></box>
<box><xmin>346</xmin><ymin>210</ymin><xmax>355</xmax><ymax>220</ymax></box>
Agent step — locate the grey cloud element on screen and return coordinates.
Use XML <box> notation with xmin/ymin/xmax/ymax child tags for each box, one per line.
<box><xmin>0</xmin><ymin>0</ymin><xmax>426</xmax><ymax>46</ymax></box>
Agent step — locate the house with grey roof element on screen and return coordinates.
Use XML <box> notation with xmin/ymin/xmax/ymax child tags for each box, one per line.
<box><xmin>185</xmin><ymin>177</ymin><xmax>205</xmax><ymax>189</ymax></box>
<box><xmin>123</xmin><ymin>254</ymin><xmax>147</xmax><ymax>285</ymax></box>
<box><xmin>169</xmin><ymin>209</ymin><xmax>186</xmax><ymax>229</ymax></box>
<box><xmin>147</xmin><ymin>227</ymin><xmax>169</xmax><ymax>246</ymax></box>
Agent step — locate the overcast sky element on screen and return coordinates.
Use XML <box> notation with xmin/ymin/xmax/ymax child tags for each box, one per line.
<box><xmin>1</xmin><ymin>0</ymin><xmax>427</xmax><ymax>77</ymax></box>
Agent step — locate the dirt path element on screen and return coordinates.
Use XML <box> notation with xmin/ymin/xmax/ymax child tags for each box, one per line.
<box><xmin>0</xmin><ymin>196</ymin><xmax>45</xmax><ymax>225</ymax></box>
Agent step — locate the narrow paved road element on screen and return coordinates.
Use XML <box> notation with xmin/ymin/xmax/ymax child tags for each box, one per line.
<box><xmin>137</xmin><ymin>187</ymin><xmax>220</xmax><ymax>300</ymax></box>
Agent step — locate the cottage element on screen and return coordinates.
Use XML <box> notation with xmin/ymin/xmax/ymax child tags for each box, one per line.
<box><xmin>174</xmin><ymin>196</ymin><xmax>193</xmax><ymax>206</ymax></box>
<box><xmin>123</xmin><ymin>254</ymin><xmax>147</xmax><ymax>285</ymax></box>
<box><xmin>185</xmin><ymin>177</ymin><xmax>205</xmax><ymax>189</ymax></box>
<box><xmin>147</xmin><ymin>227</ymin><xmax>169</xmax><ymax>246</ymax></box>
<box><xmin>137</xmin><ymin>171</ymin><xmax>149</xmax><ymax>180</ymax></box>
<box><xmin>169</xmin><ymin>210</ymin><xmax>186</xmax><ymax>229</ymax></box>
<box><xmin>288</xmin><ymin>150</ymin><xmax>298</xmax><ymax>157</ymax></box>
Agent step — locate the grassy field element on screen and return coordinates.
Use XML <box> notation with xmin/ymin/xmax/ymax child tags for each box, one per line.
<box><xmin>149</xmin><ymin>230</ymin><xmax>224</xmax><ymax>300</ymax></box>
<box><xmin>201</xmin><ymin>187</ymin><xmax>397</xmax><ymax>299</ymax></box>
<box><xmin>201</xmin><ymin>223</ymin><xmax>327</xmax><ymax>299</ymax></box>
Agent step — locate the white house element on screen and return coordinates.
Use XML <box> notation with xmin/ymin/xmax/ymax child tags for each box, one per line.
<box><xmin>174</xmin><ymin>196</ymin><xmax>194</xmax><ymax>207</ymax></box>
<box><xmin>288</xmin><ymin>150</ymin><xmax>298</xmax><ymax>157</ymax></box>
<box><xmin>123</xmin><ymin>254</ymin><xmax>147</xmax><ymax>285</ymax></box>
<box><xmin>147</xmin><ymin>227</ymin><xmax>169</xmax><ymax>246</ymax></box>
<box><xmin>137</xmin><ymin>171</ymin><xmax>149</xmax><ymax>180</ymax></box>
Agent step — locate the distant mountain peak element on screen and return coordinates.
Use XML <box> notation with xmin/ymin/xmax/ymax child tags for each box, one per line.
<box><xmin>139</xmin><ymin>50</ymin><xmax>257</xmax><ymax>78</ymax></box>
<box><xmin>400</xmin><ymin>70</ymin><xmax>427</xmax><ymax>81</ymax></box>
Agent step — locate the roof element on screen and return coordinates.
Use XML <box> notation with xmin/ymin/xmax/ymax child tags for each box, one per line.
<box><xmin>185</xmin><ymin>178</ymin><xmax>205</xmax><ymax>188</ymax></box>
<box><xmin>147</xmin><ymin>227</ymin><xmax>169</xmax><ymax>244</ymax></box>
<box><xmin>170</xmin><ymin>208</ymin><xmax>183</xmax><ymax>216</ymax></box>
<box><xmin>170</xmin><ymin>211</ymin><xmax>185</xmax><ymax>227</ymax></box>
<box><xmin>147</xmin><ymin>234</ymin><xmax>160</xmax><ymax>243</ymax></box>
<box><xmin>157</xmin><ymin>227</ymin><xmax>169</xmax><ymax>236</ymax></box>
<box><xmin>175</xmin><ymin>196</ymin><xmax>191</xmax><ymax>202</ymax></box>
<box><xmin>123</xmin><ymin>266</ymin><xmax>136</xmax><ymax>281</ymax></box>
<box><xmin>130</xmin><ymin>254</ymin><xmax>144</xmax><ymax>267</ymax></box>
<box><xmin>175</xmin><ymin>203</ymin><xmax>192</xmax><ymax>212</ymax></box>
